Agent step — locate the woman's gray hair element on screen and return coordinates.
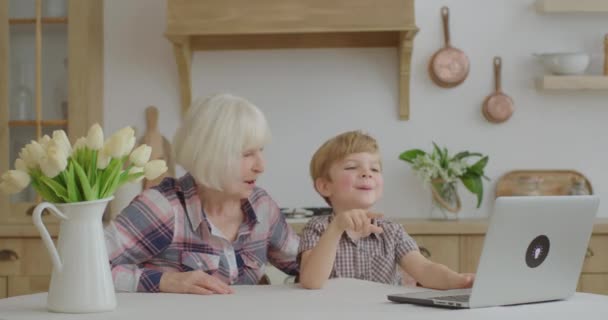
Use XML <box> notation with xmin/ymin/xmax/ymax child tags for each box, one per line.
<box><xmin>173</xmin><ymin>93</ymin><xmax>271</xmax><ymax>190</ymax></box>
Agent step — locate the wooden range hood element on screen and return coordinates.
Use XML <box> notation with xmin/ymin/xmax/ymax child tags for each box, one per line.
<box><xmin>165</xmin><ymin>0</ymin><xmax>418</xmax><ymax>120</ymax></box>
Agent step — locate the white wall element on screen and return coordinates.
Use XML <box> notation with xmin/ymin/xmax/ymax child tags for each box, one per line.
<box><xmin>104</xmin><ymin>0</ymin><xmax>608</xmax><ymax>218</ymax></box>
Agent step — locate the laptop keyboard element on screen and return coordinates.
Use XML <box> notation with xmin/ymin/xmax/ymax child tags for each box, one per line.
<box><xmin>435</xmin><ymin>295</ymin><xmax>471</xmax><ymax>302</ymax></box>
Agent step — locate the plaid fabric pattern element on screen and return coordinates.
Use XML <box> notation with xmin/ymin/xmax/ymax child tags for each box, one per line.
<box><xmin>105</xmin><ymin>174</ymin><xmax>299</xmax><ymax>292</ymax></box>
<box><xmin>298</xmin><ymin>215</ymin><xmax>418</xmax><ymax>285</ymax></box>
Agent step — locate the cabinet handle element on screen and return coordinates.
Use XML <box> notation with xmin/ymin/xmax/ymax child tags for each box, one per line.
<box><xmin>585</xmin><ymin>247</ymin><xmax>594</xmax><ymax>258</ymax></box>
<box><xmin>0</xmin><ymin>249</ymin><xmax>19</xmax><ymax>261</ymax></box>
<box><xmin>420</xmin><ymin>246</ymin><xmax>431</xmax><ymax>258</ymax></box>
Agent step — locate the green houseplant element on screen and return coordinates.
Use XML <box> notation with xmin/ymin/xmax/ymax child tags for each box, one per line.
<box><xmin>399</xmin><ymin>143</ymin><xmax>489</xmax><ymax>215</ymax></box>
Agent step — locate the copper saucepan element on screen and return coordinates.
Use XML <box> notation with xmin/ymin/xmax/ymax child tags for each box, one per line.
<box><xmin>482</xmin><ymin>57</ymin><xmax>514</xmax><ymax>123</ymax></box>
<box><xmin>429</xmin><ymin>6</ymin><xmax>470</xmax><ymax>88</ymax></box>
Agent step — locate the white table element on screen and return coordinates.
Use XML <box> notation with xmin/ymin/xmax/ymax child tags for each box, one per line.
<box><xmin>1</xmin><ymin>278</ymin><xmax>607</xmax><ymax>319</ymax></box>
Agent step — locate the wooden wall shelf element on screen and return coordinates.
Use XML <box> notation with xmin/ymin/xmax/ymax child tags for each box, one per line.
<box><xmin>8</xmin><ymin>120</ymin><xmax>67</xmax><ymax>127</ymax></box>
<box><xmin>9</xmin><ymin>17</ymin><xmax>68</xmax><ymax>25</ymax></box>
<box><xmin>537</xmin><ymin>76</ymin><xmax>608</xmax><ymax>91</ymax></box>
<box><xmin>165</xmin><ymin>0</ymin><xmax>418</xmax><ymax>120</ymax></box>
<box><xmin>536</xmin><ymin>0</ymin><xmax>608</xmax><ymax>13</ymax></box>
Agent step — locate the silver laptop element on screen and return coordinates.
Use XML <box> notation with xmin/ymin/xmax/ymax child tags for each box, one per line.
<box><xmin>388</xmin><ymin>195</ymin><xmax>599</xmax><ymax>308</ymax></box>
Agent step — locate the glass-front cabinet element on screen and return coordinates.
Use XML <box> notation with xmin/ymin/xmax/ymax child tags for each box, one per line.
<box><xmin>0</xmin><ymin>0</ymin><xmax>103</xmax><ymax>225</ymax></box>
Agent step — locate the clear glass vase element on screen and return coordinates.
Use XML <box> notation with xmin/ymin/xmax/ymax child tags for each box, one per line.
<box><xmin>429</xmin><ymin>179</ymin><xmax>461</xmax><ymax>220</ymax></box>
<box><xmin>10</xmin><ymin>62</ymin><xmax>35</xmax><ymax>120</ymax></box>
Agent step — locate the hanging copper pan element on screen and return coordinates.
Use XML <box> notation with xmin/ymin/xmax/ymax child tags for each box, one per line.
<box><xmin>482</xmin><ymin>57</ymin><xmax>514</xmax><ymax>123</ymax></box>
<box><xmin>429</xmin><ymin>6</ymin><xmax>470</xmax><ymax>88</ymax></box>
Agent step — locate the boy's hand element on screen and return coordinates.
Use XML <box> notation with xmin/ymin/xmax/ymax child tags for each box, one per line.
<box><xmin>452</xmin><ymin>273</ymin><xmax>475</xmax><ymax>288</ymax></box>
<box><xmin>332</xmin><ymin>209</ymin><xmax>384</xmax><ymax>235</ymax></box>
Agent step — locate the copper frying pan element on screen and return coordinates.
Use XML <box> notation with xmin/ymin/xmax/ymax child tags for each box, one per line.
<box><xmin>482</xmin><ymin>57</ymin><xmax>514</xmax><ymax>123</ymax></box>
<box><xmin>429</xmin><ymin>6</ymin><xmax>470</xmax><ymax>88</ymax></box>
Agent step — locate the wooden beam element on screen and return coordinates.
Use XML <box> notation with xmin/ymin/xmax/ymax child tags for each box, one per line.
<box><xmin>68</xmin><ymin>0</ymin><xmax>104</xmax><ymax>138</ymax></box>
<box><xmin>170</xmin><ymin>36</ymin><xmax>193</xmax><ymax>117</ymax></box>
<box><xmin>0</xmin><ymin>0</ymin><xmax>9</xmax><ymax>176</ymax></box>
<box><xmin>398</xmin><ymin>29</ymin><xmax>417</xmax><ymax>120</ymax></box>
<box><xmin>190</xmin><ymin>32</ymin><xmax>399</xmax><ymax>50</ymax></box>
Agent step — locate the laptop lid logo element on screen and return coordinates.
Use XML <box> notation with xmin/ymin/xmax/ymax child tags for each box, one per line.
<box><xmin>526</xmin><ymin>235</ymin><xmax>550</xmax><ymax>268</ymax></box>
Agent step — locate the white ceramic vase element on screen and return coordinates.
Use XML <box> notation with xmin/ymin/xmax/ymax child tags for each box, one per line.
<box><xmin>33</xmin><ymin>197</ymin><xmax>117</xmax><ymax>313</ymax></box>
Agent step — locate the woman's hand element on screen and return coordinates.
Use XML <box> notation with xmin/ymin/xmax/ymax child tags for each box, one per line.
<box><xmin>159</xmin><ymin>270</ymin><xmax>235</xmax><ymax>295</ymax></box>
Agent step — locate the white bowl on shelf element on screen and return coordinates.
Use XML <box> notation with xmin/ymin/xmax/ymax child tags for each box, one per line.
<box><xmin>534</xmin><ymin>52</ymin><xmax>590</xmax><ymax>75</ymax></box>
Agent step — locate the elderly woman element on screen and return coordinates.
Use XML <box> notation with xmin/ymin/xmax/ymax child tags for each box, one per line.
<box><xmin>105</xmin><ymin>94</ymin><xmax>299</xmax><ymax>294</ymax></box>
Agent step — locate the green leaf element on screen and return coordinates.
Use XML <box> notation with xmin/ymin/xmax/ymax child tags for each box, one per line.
<box><xmin>30</xmin><ymin>179</ymin><xmax>62</xmax><ymax>203</ymax></box>
<box><xmin>65</xmin><ymin>162</ymin><xmax>79</xmax><ymax>202</ymax></box>
<box><xmin>73</xmin><ymin>161</ymin><xmax>95</xmax><ymax>201</ymax></box>
<box><xmin>101</xmin><ymin>167</ymin><xmax>123</xmax><ymax>199</ymax></box>
<box><xmin>452</xmin><ymin>151</ymin><xmax>482</xmax><ymax>161</ymax></box>
<box><xmin>469</xmin><ymin>156</ymin><xmax>489</xmax><ymax>176</ymax></box>
<box><xmin>38</xmin><ymin>175</ymin><xmax>69</xmax><ymax>201</ymax></box>
<box><xmin>398</xmin><ymin>149</ymin><xmax>426</xmax><ymax>163</ymax></box>
<box><xmin>91</xmin><ymin>179</ymin><xmax>100</xmax><ymax>199</ymax></box>
<box><xmin>432</xmin><ymin>142</ymin><xmax>442</xmax><ymax>159</ymax></box>
<box><xmin>100</xmin><ymin>161</ymin><xmax>123</xmax><ymax>198</ymax></box>
<box><xmin>460</xmin><ymin>174</ymin><xmax>483</xmax><ymax>208</ymax></box>
<box><xmin>90</xmin><ymin>150</ymin><xmax>98</xmax><ymax>186</ymax></box>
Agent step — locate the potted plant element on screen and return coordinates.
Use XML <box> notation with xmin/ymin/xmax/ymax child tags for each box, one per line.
<box><xmin>399</xmin><ymin>142</ymin><xmax>489</xmax><ymax>218</ymax></box>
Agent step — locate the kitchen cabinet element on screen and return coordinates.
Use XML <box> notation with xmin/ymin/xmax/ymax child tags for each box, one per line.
<box><xmin>0</xmin><ymin>0</ymin><xmax>103</xmax><ymax>298</ymax></box>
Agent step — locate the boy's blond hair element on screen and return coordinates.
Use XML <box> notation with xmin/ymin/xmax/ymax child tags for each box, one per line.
<box><xmin>310</xmin><ymin>131</ymin><xmax>380</xmax><ymax>204</ymax></box>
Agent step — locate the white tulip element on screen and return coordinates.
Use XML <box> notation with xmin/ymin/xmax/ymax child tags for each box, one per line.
<box><xmin>0</xmin><ymin>170</ymin><xmax>31</xmax><ymax>194</ymax></box>
<box><xmin>97</xmin><ymin>151</ymin><xmax>111</xmax><ymax>169</ymax></box>
<box><xmin>123</xmin><ymin>136</ymin><xmax>136</xmax><ymax>157</ymax></box>
<box><xmin>20</xmin><ymin>141</ymin><xmax>46</xmax><ymax>169</ymax></box>
<box><xmin>14</xmin><ymin>158</ymin><xmax>28</xmax><ymax>173</ymax></box>
<box><xmin>73</xmin><ymin>137</ymin><xmax>87</xmax><ymax>151</ymax></box>
<box><xmin>38</xmin><ymin>135</ymin><xmax>52</xmax><ymax>150</ymax></box>
<box><xmin>86</xmin><ymin>123</ymin><xmax>104</xmax><ymax>150</ymax></box>
<box><xmin>144</xmin><ymin>160</ymin><xmax>167</xmax><ymax>180</ymax></box>
<box><xmin>128</xmin><ymin>166</ymin><xmax>145</xmax><ymax>183</ymax></box>
<box><xmin>129</xmin><ymin>145</ymin><xmax>151</xmax><ymax>167</ymax></box>
<box><xmin>103</xmin><ymin>134</ymin><xmax>126</xmax><ymax>158</ymax></box>
<box><xmin>39</xmin><ymin>146</ymin><xmax>68</xmax><ymax>178</ymax></box>
<box><xmin>52</xmin><ymin>130</ymin><xmax>72</xmax><ymax>157</ymax></box>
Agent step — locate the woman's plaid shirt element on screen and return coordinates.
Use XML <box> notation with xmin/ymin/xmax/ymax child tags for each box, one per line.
<box><xmin>105</xmin><ymin>174</ymin><xmax>299</xmax><ymax>292</ymax></box>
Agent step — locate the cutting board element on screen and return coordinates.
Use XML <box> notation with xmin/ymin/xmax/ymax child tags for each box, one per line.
<box><xmin>141</xmin><ymin>106</ymin><xmax>175</xmax><ymax>189</ymax></box>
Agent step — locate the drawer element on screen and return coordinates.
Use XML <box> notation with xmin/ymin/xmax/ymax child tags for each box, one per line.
<box><xmin>7</xmin><ymin>276</ymin><xmax>51</xmax><ymax>297</ymax></box>
<box><xmin>0</xmin><ymin>276</ymin><xmax>6</xmax><ymax>299</ymax></box>
<box><xmin>578</xmin><ymin>274</ymin><xmax>608</xmax><ymax>295</ymax></box>
<box><xmin>459</xmin><ymin>236</ymin><xmax>485</xmax><ymax>273</ymax></box>
<box><xmin>412</xmin><ymin>236</ymin><xmax>459</xmax><ymax>272</ymax></box>
<box><xmin>0</xmin><ymin>238</ymin><xmax>54</xmax><ymax>276</ymax></box>
<box><xmin>582</xmin><ymin>236</ymin><xmax>608</xmax><ymax>273</ymax></box>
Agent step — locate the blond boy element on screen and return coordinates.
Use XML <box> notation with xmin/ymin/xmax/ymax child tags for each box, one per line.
<box><xmin>298</xmin><ymin>131</ymin><xmax>474</xmax><ymax>289</ymax></box>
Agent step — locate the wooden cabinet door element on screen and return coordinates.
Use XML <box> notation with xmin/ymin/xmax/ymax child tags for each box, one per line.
<box><xmin>0</xmin><ymin>238</ymin><xmax>53</xmax><ymax>276</ymax></box>
<box><xmin>8</xmin><ymin>275</ymin><xmax>50</xmax><ymax>297</ymax></box>
<box><xmin>459</xmin><ymin>236</ymin><xmax>485</xmax><ymax>273</ymax></box>
<box><xmin>582</xmin><ymin>236</ymin><xmax>608</xmax><ymax>273</ymax></box>
<box><xmin>0</xmin><ymin>276</ymin><xmax>6</xmax><ymax>299</ymax></box>
<box><xmin>412</xmin><ymin>236</ymin><xmax>460</xmax><ymax>271</ymax></box>
<box><xmin>578</xmin><ymin>274</ymin><xmax>608</xmax><ymax>295</ymax></box>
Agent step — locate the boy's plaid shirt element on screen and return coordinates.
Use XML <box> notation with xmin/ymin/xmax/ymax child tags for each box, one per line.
<box><xmin>105</xmin><ymin>174</ymin><xmax>299</xmax><ymax>292</ymax></box>
<box><xmin>298</xmin><ymin>215</ymin><xmax>418</xmax><ymax>285</ymax></box>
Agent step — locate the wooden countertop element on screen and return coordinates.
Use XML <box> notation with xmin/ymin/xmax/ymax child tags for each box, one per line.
<box><xmin>2</xmin><ymin>218</ymin><xmax>608</xmax><ymax>238</ymax></box>
<box><xmin>287</xmin><ymin>218</ymin><xmax>608</xmax><ymax>235</ymax></box>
